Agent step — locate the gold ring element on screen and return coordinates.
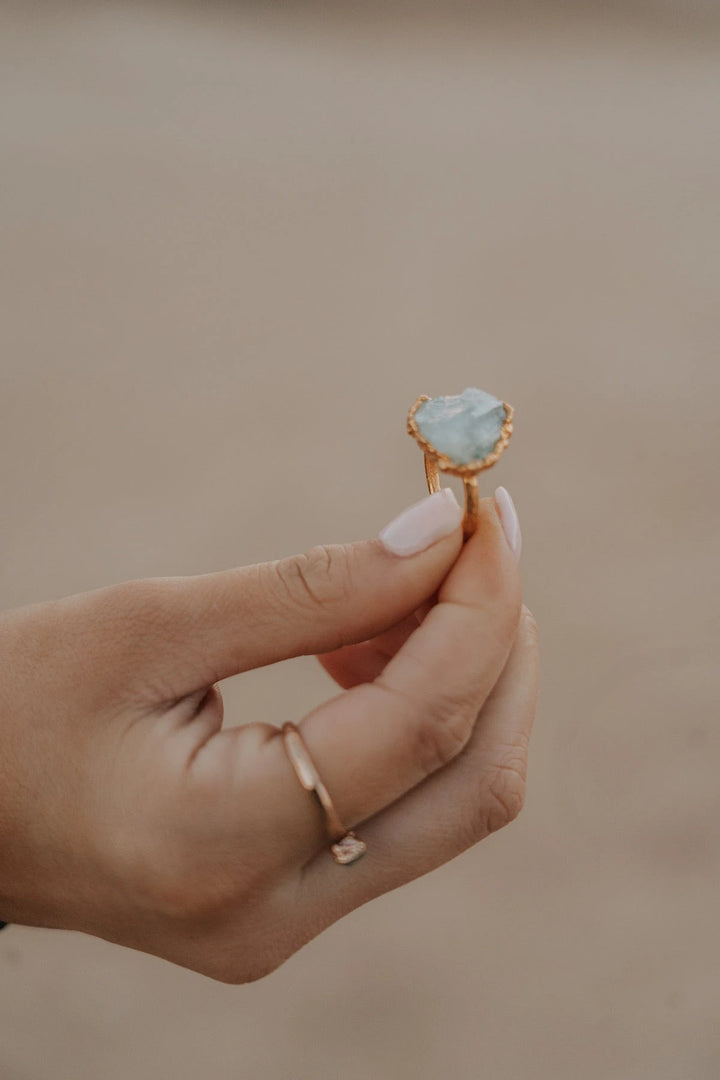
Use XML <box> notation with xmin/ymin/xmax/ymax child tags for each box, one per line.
<box><xmin>407</xmin><ymin>388</ymin><xmax>514</xmax><ymax>540</ymax></box>
<box><xmin>281</xmin><ymin>722</ymin><xmax>367</xmax><ymax>865</ymax></box>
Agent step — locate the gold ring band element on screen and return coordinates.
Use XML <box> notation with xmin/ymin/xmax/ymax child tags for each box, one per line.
<box><xmin>281</xmin><ymin>722</ymin><xmax>367</xmax><ymax>865</ymax></box>
<box><xmin>424</xmin><ymin>456</ymin><xmax>481</xmax><ymax>541</ymax></box>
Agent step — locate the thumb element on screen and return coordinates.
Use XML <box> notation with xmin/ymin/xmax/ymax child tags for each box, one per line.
<box><xmin>122</xmin><ymin>489</ymin><xmax>463</xmax><ymax>698</ymax></box>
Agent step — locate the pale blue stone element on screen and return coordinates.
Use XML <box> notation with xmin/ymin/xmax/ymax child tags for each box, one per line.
<box><xmin>415</xmin><ymin>388</ymin><xmax>507</xmax><ymax>465</ymax></box>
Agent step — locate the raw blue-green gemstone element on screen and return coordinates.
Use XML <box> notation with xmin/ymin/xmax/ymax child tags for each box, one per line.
<box><xmin>415</xmin><ymin>388</ymin><xmax>507</xmax><ymax>465</ymax></box>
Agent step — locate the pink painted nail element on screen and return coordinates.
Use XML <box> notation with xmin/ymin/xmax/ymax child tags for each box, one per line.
<box><xmin>494</xmin><ymin>486</ymin><xmax>522</xmax><ymax>561</ymax></box>
<box><xmin>379</xmin><ymin>489</ymin><xmax>462</xmax><ymax>557</ymax></box>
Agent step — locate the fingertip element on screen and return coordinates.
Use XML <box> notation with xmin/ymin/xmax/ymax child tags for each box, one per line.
<box><xmin>494</xmin><ymin>486</ymin><xmax>522</xmax><ymax>561</ymax></box>
<box><xmin>378</xmin><ymin>489</ymin><xmax>462</xmax><ymax>557</ymax></box>
<box><xmin>440</xmin><ymin>495</ymin><xmax>521</xmax><ymax>611</ymax></box>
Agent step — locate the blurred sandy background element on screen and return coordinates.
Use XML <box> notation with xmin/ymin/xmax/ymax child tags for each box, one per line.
<box><xmin>1</xmin><ymin>2</ymin><xmax>720</xmax><ymax>1078</ymax></box>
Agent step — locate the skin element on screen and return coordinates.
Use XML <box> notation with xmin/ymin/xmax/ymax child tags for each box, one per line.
<box><xmin>0</xmin><ymin>496</ymin><xmax>538</xmax><ymax>983</ymax></box>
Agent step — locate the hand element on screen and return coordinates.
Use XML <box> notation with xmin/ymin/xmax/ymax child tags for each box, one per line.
<box><xmin>0</xmin><ymin>492</ymin><xmax>538</xmax><ymax>982</ymax></box>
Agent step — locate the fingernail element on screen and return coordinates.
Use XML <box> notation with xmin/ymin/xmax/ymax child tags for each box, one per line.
<box><xmin>379</xmin><ymin>489</ymin><xmax>462</xmax><ymax>556</ymax></box>
<box><xmin>494</xmin><ymin>486</ymin><xmax>522</xmax><ymax>561</ymax></box>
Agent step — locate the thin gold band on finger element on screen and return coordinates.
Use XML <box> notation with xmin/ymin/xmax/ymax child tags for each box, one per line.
<box><xmin>281</xmin><ymin>722</ymin><xmax>367</xmax><ymax>865</ymax></box>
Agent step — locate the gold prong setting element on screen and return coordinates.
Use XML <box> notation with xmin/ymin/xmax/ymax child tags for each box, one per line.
<box><xmin>407</xmin><ymin>394</ymin><xmax>514</xmax><ymax>478</ymax></box>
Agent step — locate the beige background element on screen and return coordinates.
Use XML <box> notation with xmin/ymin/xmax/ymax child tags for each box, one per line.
<box><xmin>1</xmin><ymin>2</ymin><xmax>719</xmax><ymax>1078</ymax></box>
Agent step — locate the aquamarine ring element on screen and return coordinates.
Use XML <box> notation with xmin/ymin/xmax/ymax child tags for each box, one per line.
<box><xmin>407</xmin><ymin>387</ymin><xmax>514</xmax><ymax>540</ymax></box>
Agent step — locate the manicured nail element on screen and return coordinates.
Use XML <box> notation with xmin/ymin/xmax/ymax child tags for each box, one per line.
<box><xmin>494</xmin><ymin>486</ymin><xmax>522</xmax><ymax>561</ymax></box>
<box><xmin>379</xmin><ymin>489</ymin><xmax>462</xmax><ymax>556</ymax></box>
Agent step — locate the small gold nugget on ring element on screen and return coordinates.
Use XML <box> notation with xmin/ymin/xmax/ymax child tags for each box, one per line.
<box><xmin>407</xmin><ymin>387</ymin><xmax>514</xmax><ymax>541</ymax></box>
<box><xmin>281</xmin><ymin>722</ymin><xmax>367</xmax><ymax>865</ymax></box>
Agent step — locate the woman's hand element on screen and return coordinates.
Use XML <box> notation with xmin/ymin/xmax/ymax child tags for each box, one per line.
<box><xmin>0</xmin><ymin>491</ymin><xmax>538</xmax><ymax>983</ymax></box>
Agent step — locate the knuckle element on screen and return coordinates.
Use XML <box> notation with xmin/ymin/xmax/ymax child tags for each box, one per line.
<box><xmin>204</xmin><ymin>949</ymin><xmax>286</xmax><ymax>985</ymax></box>
<box><xmin>377</xmin><ymin>659</ymin><xmax>481</xmax><ymax>778</ymax></box>
<box><xmin>520</xmin><ymin>605</ymin><xmax>540</xmax><ymax>648</ymax></box>
<box><xmin>498</xmin><ymin>595</ymin><xmax>524</xmax><ymax>652</ymax></box>
<box><xmin>414</xmin><ymin>697</ymin><xmax>477</xmax><ymax>774</ymax></box>
<box><xmin>192</xmin><ymin>897</ymin><xmax>298</xmax><ymax>984</ymax></box>
<box><xmin>212</xmin><ymin>963</ymin><xmax>274</xmax><ymax>989</ymax></box>
<box><xmin>481</xmin><ymin>750</ymin><xmax>528</xmax><ymax>834</ymax></box>
<box><xmin>271</xmin><ymin>544</ymin><xmax>353</xmax><ymax>613</ymax></box>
